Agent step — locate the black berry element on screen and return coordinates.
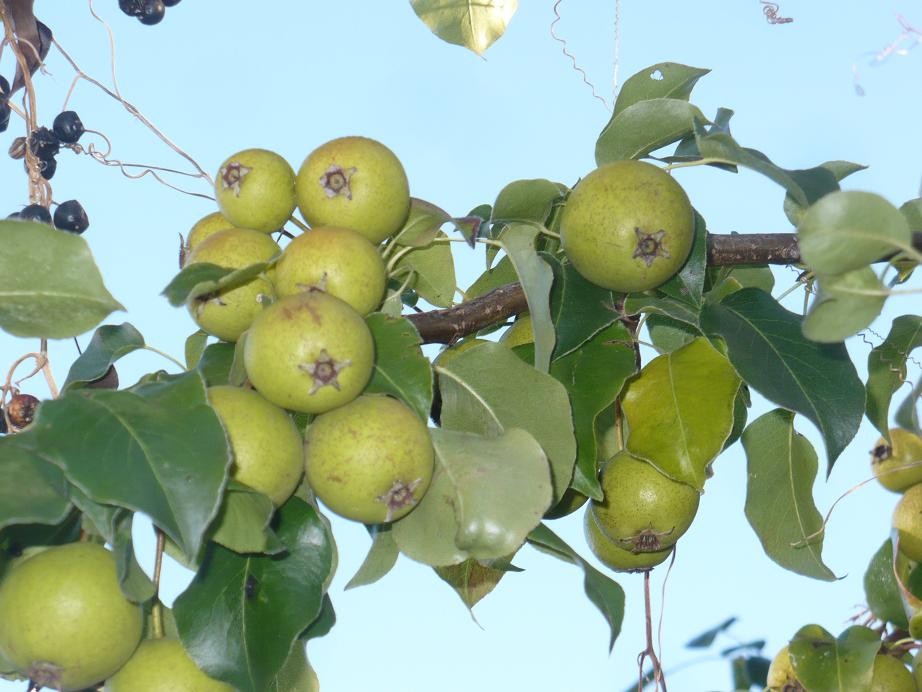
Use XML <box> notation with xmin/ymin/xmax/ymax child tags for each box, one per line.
<box><xmin>38</xmin><ymin>156</ymin><xmax>56</xmax><ymax>180</ymax></box>
<box><xmin>163</xmin><ymin>0</ymin><xmax>181</xmax><ymax>5</ymax></box>
<box><xmin>53</xmin><ymin>200</ymin><xmax>90</xmax><ymax>234</ymax></box>
<box><xmin>6</xmin><ymin>212</ymin><xmax>21</xmax><ymax>220</ymax></box>
<box><xmin>0</xmin><ymin>102</ymin><xmax>10</xmax><ymax>134</ymax></box>
<box><xmin>138</xmin><ymin>0</ymin><xmax>166</xmax><ymax>24</ymax></box>
<box><xmin>119</xmin><ymin>0</ymin><xmax>142</xmax><ymax>16</ymax></box>
<box><xmin>20</xmin><ymin>204</ymin><xmax>52</xmax><ymax>224</ymax></box>
<box><xmin>28</xmin><ymin>127</ymin><xmax>60</xmax><ymax>161</ymax></box>
<box><xmin>6</xmin><ymin>393</ymin><xmax>40</xmax><ymax>429</ymax></box>
<box><xmin>0</xmin><ymin>75</ymin><xmax>9</xmax><ymax>99</ymax></box>
<box><xmin>52</xmin><ymin>111</ymin><xmax>85</xmax><ymax>144</ymax></box>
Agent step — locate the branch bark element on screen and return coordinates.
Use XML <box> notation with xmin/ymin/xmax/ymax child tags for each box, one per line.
<box><xmin>407</xmin><ymin>231</ymin><xmax>922</xmax><ymax>344</ymax></box>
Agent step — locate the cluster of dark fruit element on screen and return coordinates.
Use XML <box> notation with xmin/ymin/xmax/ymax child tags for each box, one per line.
<box><xmin>118</xmin><ymin>0</ymin><xmax>181</xmax><ymax>25</ymax></box>
<box><xmin>0</xmin><ymin>76</ymin><xmax>10</xmax><ymax>134</ymax></box>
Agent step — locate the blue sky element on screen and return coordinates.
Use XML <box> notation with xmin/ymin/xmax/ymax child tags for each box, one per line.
<box><xmin>1</xmin><ymin>2</ymin><xmax>920</xmax><ymax>690</ymax></box>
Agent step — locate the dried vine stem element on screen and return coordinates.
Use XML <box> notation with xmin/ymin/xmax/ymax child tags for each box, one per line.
<box><xmin>408</xmin><ymin>231</ymin><xmax>922</xmax><ymax>344</ymax></box>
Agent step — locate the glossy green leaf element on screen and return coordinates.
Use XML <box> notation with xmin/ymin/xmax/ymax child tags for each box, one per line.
<box><xmin>896</xmin><ymin>380</ymin><xmax>921</xmax><ymax>434</ymax></box>
<box><xmin>195</xmin><ymin>341</ymin><xmax>236</xmax><ymax>387</ymax></box>
<box><xmin>548</xmin><ymin>256</ymin><xmax>618</xmax><ymax>359</ymax></box>
<box><xmin>365</xmin><ymin>313</ymin><xmax>433</xmax><ymax>421</ymax></box>
<box><xmin>175</xmin><ymin>498</ymin><xmax>334</xmax><ymax>691</ymax></box>
<box><xmin>410</xmin><ymin>0</ymin><xmax>517</xmax><ymax>55</ymax></box>
<box><xmin>393</xmin><ymin>231</ymin><xmax>456</xmax><ymax>308</ymax></box>
<box><xmin>742</xmin><ymin>409</ymin><xmax>835</xmax><ymax>581</ymax></box>
<box><xmin>527</xmin><ymin>523</ymin><xmax>625</xmax><ymax>651</ymax></box>
<box><xmin>392</xmin><ymin>428</ymin><xmax>552</xmax><ymax>566</ymax></box>
<box><xmin>700</xmin><ymin>287</ymin><xmax>865</xmax><ymax>472</ymax></box>
<box><xmin>783</xmin><ymin>160</ymin><xmax>867</xmax><ymax>225</ymax></box>
<box><xmin>0</xmin><ymin>512</ymin><xmax>81</xmax><ymax>578</ymax></box>
<box><xmin>392</xmin><ymin>198</ymin><xmax>450</xmax><ymax>248</ymax></box>
<box><xmin>901</xmin><ymin>198</ymin><xmax>922</xmax><ymax>230</ymax></box>
<box><xmin>184</xmin><ymin>330</ymin><xmax>209</xmax><ymax>369</ymax></box>
<box><xmin>646</xmin><ymin>313</ymin><xmax>699</xmax><ymax>353</ymax></box>
<box><xmin>0</xmin><ymin>440</ymin><xmax>71</xmax><ymax>530</ymax></box>
<box><xmin>723</xmin><ymin>385</ymin><xmax>751</xmax><ymax>451</ymax></box>
<box><xmin>612</xmin><ymin>62</ymin><xmax>710</xmax><ymax>116</ymax></box>
<box><xmin>161</xmin><ymin>260</ymin><xmax>272</xmax><ymax>307</ymax></box>
<box><xmin>17</xmin><ymin>371</ymin><xmax>230</xmax><ymax>561</ymax></box>
<box><xmin>622</xmin><ymin>337</ymin><xmax>740</xmax><ymax>489</ymax></box>
<box><xmin>802</xmin><ymin>267</ymin><xmax>887</xmax><ymax>343</ymax></box>
<box><xmin>788</xmin><ymin>624</ymin><xmax>880</xmax><ymax>692</ymax></box>
<box><xmin>863</xmin><ymin>538</ymin><xmax>910</xmax><ymax>629</ymax></box>
<box><xmin>210</xmin><ymin>482</ymin><xmax>284</xmax><ymax>555</ymax></box>
<box><xmin>623</xmin><ymin>293</ymin><xmax>700</xmax><ymax>328</ymax></box>
<box><xmin>434</xmin><ymin>556</ymin><xmax>512</xmax><ymax>610</ymax></box>
<box><xmin>866</xmin><ymin>315</ymin><xmax>922</xmax><ymax>439</ymax></box>
<box><xmin>706</xmin><ymin>264</ymin><xmax>775</xmax><ymax>297</ymax></box>
<box><xmin>798</xmin><ymin>191</ymin><xmax>912</xmax><ymax>275</ymax></box>
<box><xmin>466</xmin><ymin>254</ymin><xmax>517</xmax><ymax>300</ymax></box>
<box><xmin>0</xmin><ymin>220</ymin><xmax>124</xmax><ymax>338</ymax></box>
<box><xmin>345</xmin><ymin>526</ymin><xmax>399</xmax><ymax>590</ymax></box>
<box><xmin>493</xmin><ymin>179</ymin><xmax>565</xmax><ymax>224</ymax></box>
<box><xmin>550</xmin><ymin>322</ymin><xmax>636</xmax><ymax>500</ymax></box>
<box><xmin>501</xmin><ymin>224</ymin><xmax>554</xmax><ymax>373</ymax></box>
<box><xmin>267</xmin><ymin>644</ymin><xmax>318</xmax><ymax>692</ymax></box>
<box><xmin>63</xmin><ymin>323</ymin><xmax>144</xmax><ymax>390</ymax></box>
<box><xmin>111</xmin><ymin>510</ymin><xmax>156</xmax><ymax>603</ymax></box>
<box><xmin>596</xmin><ymin>98</ymin><xmax>707</xmax><ymax>165</ymax></box>
<box><xmin>437</xmin><ymin>342</ymin><xmax>576</xmax><ymax>501</ymax></box>
<box><xmin>656</xmin><ymin>211</ymin><xmax>708</xmax><ymax>307</ymax></box>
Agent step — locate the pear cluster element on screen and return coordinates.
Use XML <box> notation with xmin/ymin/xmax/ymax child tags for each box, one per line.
<box><xmin>874</xmin><ymin>429</ymin><xmax>922</xmax><ymax>565</ymax></box>
<box><xmin>180</xmin><ymin>136</ymin><xmax>434</xmax><ymax>524</ymax></box>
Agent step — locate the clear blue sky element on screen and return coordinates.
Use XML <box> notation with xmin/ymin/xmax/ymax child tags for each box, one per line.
<box><xmin>1</xmin><ymin>2</ymin><xmax>920</xmax><ymax>690</ymax></box>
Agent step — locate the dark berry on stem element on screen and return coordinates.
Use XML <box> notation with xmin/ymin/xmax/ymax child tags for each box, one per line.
<box><xmin>28</xmin><ymin>127</ymin><xmax>60</xmax><ymax>161</ymax></box>
<box><xmin>119</xmin><ymin>0</ymin><xmax>142</xmax><ymax>16</ymax></box>
<box><xmin>20</xmin><ymin>204</ymin><xmax>52</xmax><ymax>224</ymax></box>
<box><xmin>38</xmin><ymin>156</ymin><xmax>56</xmax><ymax>180</ymax></box>
<box><xmin>7</xmin><ymin>393</ymin><xmax>40</xmax><ymax>429</ymax></box>
<box><xmin>0</xmin><ymin>102</ymin><xmax>10</xmax><ymax>134</ymax></box>
<box><xmin>53</xmin><ymin>200</ymin><xmax>90</xmax><ymax>234</ymax></box>
<box><xmin>52</xmin><ymin>111</ymin><xmax>85</xmax><ymax>144</ymax></box>
<box><xmin>138</xmin><ymin>0</ymin><xmax>166</xmax><ymax>24</ymax></box>
<box><xmin>0</xmin><ymin>75</ymin><xmax>9</xmax><ymax>99</ymax></box>
<box><xmin>9</xmin><ymin>137</ymin><xmax>26</xmax><ymax>160</ymax></box>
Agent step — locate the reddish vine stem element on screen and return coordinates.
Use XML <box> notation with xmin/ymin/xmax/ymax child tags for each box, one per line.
<box><xmin>408</xmin><ymin>231</ymin><xmax>922</xmax><ymax>344</ymax></box>
<box><xmin>638</xmin><ymin>570</ymin><xmax>667</xmax><ymax>691</ymax></box>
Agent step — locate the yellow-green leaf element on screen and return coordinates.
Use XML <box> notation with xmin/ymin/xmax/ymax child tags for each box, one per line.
<box><xmin>410</xmin><ymin>0</ymin><xmax>517</xmax><ymax>55</ymax></box>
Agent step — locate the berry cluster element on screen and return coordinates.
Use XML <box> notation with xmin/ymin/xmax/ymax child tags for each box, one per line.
<box><xmin>118</xmin><ymin>0</ymin><xmax>181</xmax><ymax>26</ymax></box>
<box><xmin>0</xmin><ymin>76</ymin><xmax>10</xmax><ymax>134</ymax></box>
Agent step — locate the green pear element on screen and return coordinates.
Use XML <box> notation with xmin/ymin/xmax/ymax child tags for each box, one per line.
<box><xmin>181</xmin><ymin>211</ymin><xmax>239</xmax><ymax>266</ymax></box>
<box><xmin>893</xmin><ymin>483</ymin><xmax>922</xmax><ymax>561</ymax></box>
<box><xmin>872</xmin><ymin>428</ymin><xmax>922</xmax><ymax>493</ymax></box>
<box><xmin>214</xmin><ymin>148</ymin><xmax>296</xmax><ymax>232</ymax></box>
<box><xmin>584</xmin><ymin>508</ymin><xmax>672</xmax><ymax>572</ymax></box>
<box><xmin>104</xmin><ymin>638</ymin><xmax>233</xmax><ymax>691</ymax></box>
<box><xmin>870</xmin><ymin>653</ymin><xmax>916</xmax><ymax>691</ymax></box>
<box><xmin>766</xmin><ymin>645</ymin><xmax>803</xmax><ymax>691</ymax></box>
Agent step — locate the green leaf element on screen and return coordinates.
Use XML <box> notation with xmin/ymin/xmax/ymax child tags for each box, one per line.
<box><xmin>63</xmin><ymin>323</ymin><xmax>145</xmax><ymax>390</ymax></box>
<box><xmin>798</xmin><ymin>191</ymin><xmax>912</xmax><ymax>275</ymax></box>
<box><xmin>345</xmin><ymin>526</ymin><xmax>399</xmax><ymax>590</ymax></box>
<box><xmin>550</xmin><ymin>321</ymin><xmax>636</xmax><ymax>500</ymax></box>
<box><xmin>783</xmin><ymin>160</ymin><xmax>867</xmax><ymax>226</ymax></box>
<box><xmin>596</xmin><ymin>98</ymin><xmax>707</xmax><ymax>165</ymax></box>
<box><xmin>527</xmin><ymin>523</ymin><xmax>625</xmax><ymax>652</ymax></box>
<box><xmin>184</xmin><ymin>330</ymin><xmax>209</xmax><ymax>369</ymax></box>
<box><xmin>111</xmin><ymin>510</ymin><xmax>156</xmax><ymax>603</ymax></box>
<box><xmin>656</xmin><ymin>211</ymin><xmax>708</xmax><ymax>307</ymax></box>
<box><xmin>685</xmin><ymin>617</ymin><xmax>738</xmax><ymax>648</ymax></box>
<box><xmin>365</xmin><ymin>313</ymin><xmax>433</xmax><ymax>421</ymax></box>
<box><xmin>195</xmin><ymin>341</ymin><xmax>236</xmax><ymax>387</ymax></box>
<box><xmin>0</xmin><ymin>441</ymin><xmax>71</xmax><ymax>530</ymax></box>
<box><xmin>0</xmin><ymin>220</ymin><xmax>124</xmax><ymax>338</ymax></box>
<box><xmin>17</xmin><ymin>371</ymin><xmax>230</xmax><ymax>561</ymax></box>
<box><xmin>863</xmin><ymin>538</ymin><xmax>910</xmax><ymax>629</ymax></box>
<box><xmin>209</xmin><ymin>482</ymin><xmax>284</xmax><ymax>555</ymax></box>
<box><xmin>788</xmin><ymin>624</ymin><xmax>880</xmax><ymax>692</ymax></box>
<box><xmin>175</xmin><ymin>497</ymin><xmax>334</xmax><ymax>691</ymax></box>
<box><xmin>161</xmin><ymin>260</ymin><xmax>272</xmax><ymax>307</ymax></box>
<box><xmin>742</xmin><ymin>409</ymin><xmax>835</xmax><ymax>581</ymax></box>
<box><xmin>623</xmin><ymin>293</ymin><xmax>700</xmax><ymax>328</ymax></box>
<box><xmin>866</xmin><ymin>315</ymin><xmax>922</xmax><ymax>439</ymax></box>
<box><xmin>622</xmin><ymin>337</ymin><xmax>740</xmax><ymax>489</ymax></box>
<box><xmin>501</xmin><ymin>224</ymin><xmax>554</xmax><ymax>373</ymax></box>
<box><xmin>548</xmin><ymin>256</ymin><xmax>618</xmax><ymax>359</ymax></box>
<box><xmin>393</xmin><ymin>232</ymin><xmax>456</xmax><ymax>308</ymax></box>
<box><xmin>267</xmin><ymin>643</ymin><xmax>318</xmax><ymax>692</ymax></box>
<box><xmin>409</xmin><ymin>0</ymin><xmax>517</xmax><ymax>55</ymax></box>
<box><xmin>612</xmin><ymin>62</ymin><xmax>710</xmax><ymax>116</ymax></box>
<box><xmin>434</xmin><ymin>556</ymin><xmax>513</xmax><ymax>610</ymax></box>
<box><xmin>896</xmin><ymin>380</ymin><xmax>921</xmax><ymax>434</ymax></box>
<box><xmin>466</xmin><ymin>254</ymin><xmax>518</xmax><ymax>300</ymax></box>
<box><xmin>437</xmin><ymin>342</ymin><xmax>576</xmax><ymax>501</ymax></box>
<box><xmin>392</xmin><ymin>198</ymin><xmax>450</xmax><ymax>248</ymax></box>
<box><xmin>392</xmin><ymin>428</ymin><xmax>552</xmax><ymax>565</ymax></box>
<box><xmin>802</xmin><ymin>267</ymin><xmax>887</xmax><ymax>343</ymax></box>
<box><xmin>0</xmin><ymin>512</ymin><xmax>81</xmax><ymax>578</ymax></box>
<box><xmin>493</xmin><ymin>179</ymin><xmax>565</xmax><ymax>224</ymax></box>
<box><xmin>901</xmin><ymin>198</ymin><xmax>922</xmax><ymax>230</ymax></box>
<box><xmin>646</xmin><ymin>314</ymin><xmax>699</xmax><ymax>353</ymax></box>
<box><xmin>700</xmin><ymin>287</ymin><xmax>865</xmax><ymax>472</ymax></box>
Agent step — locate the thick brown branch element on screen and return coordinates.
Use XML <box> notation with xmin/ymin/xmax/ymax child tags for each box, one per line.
<box><xmin>408</xmin><ymin>231</ymin><xmax>922</xmax><ymax>344</ymax></box>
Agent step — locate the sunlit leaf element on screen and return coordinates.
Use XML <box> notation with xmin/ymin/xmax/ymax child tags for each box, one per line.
<box><xmin>527</xmin><ymin>523</ymin><xmax>625</xmax><ymax>651</ymax></box>
<box><xmin>863</xmin><ymin>538</ymin><xmax>910</xmax><ymax>629</ymax></box>
<box><xmin>161</xmin><ymin>260</ymin><xmax>272</xmax><ymax>307</ymax></box>
<box><xmin>701</xmin><ymin>287</ymin><xmax>865</xmax><ymax>472</ymax></box>
<box><xmin>434</xmin><ymin>556</ymin><xmax>514</xmax><ymax>610</ymax></box>
<box><xmin>393</xmin><ymin>231</ymin><xmax>456</xmax><ymax>308</ymax></box>
<box><xmin>502</xmin><ymin>224</ymin><xmax>554</xmax><ymax>372</ymax></box>
<box><xmin>612</xmin><ymin>62</ymin><xmax>710</xmax><ymax>116</ymax></box>
<box><xmin>802</xmin><ymin>267</ymin><xmax>887</xmax><ymax>343</ymax></box>
<box><xmin>656</xmin><ymin>211</ymin><xmax>707</xmax><ymax>307</ymax></box>
<box><xmin>798</xmin><ymin>191</ymin><xmax>912</xmax><ymax>275</ymax></box>
<box><xmin>195</xmin><ymin>341</ymin><xmax>235</xmax><ymax>387</ymax></box>
<box><xmin>365</xmin><ymin>313</ymin><xmax>433</xmax><ymax>421</ymax></box>
<box><xmin>596</xmin><ymin>98</ymin><xmax>707</xmax><ymax>164</ymax></box>
<box><xmin>392</xmin><ymin>428</ymin><xmax>552</xmax><ymax>565</ymax></box>
<box><xmin>548</xmin><ymin>256</ymin><xmax>618</xmax><ymax>359</ymax></box>
<box><xmin>209</xmin><ymin>482</ymin><xmax>284</xmax><ymax>555</ymax></box>
<box><xmin>0</xmin><ymin>220</ymin><xmax>124</xmax><ymax>338</ymax></box>
<box><xmin>493</xmin><ymin>179</ymin><xmax>565</xmax><ymax>224</ymax></box>
<box><xmin>63</xmin><ymin>323</ymin><xmax>144</xmax><ymax>391</ymax></box>
<box><xmin>866</xmin><ymin>315</ymin><xmax>922</xmax><ymax>439</ymax></box>
<box><xmin>437</xmin><ymin>342</ymin><xmax>576</xmax><ymax>501</ymax></box>
<box><xmin>783</xmin><ymin>160</ymin><xmax>867</xmax><ymax>225</ymax></box>
<box><xmin>742</xmin><ymin>409</ymin><xmax>835</xmax><ymax>581</ymax></box>
<box><xmin>175</xmin><ymin>498</ymin><xmax>334</xmax><ymax>691</ymax></box>
<box><xmin>788</xmin><ymin>625</ymin><xmax>879</xmax><ymax>692</ymax></box>
<box><xmin>622</xmin><ymin>337</ymin><xmax>740</xmax><ymax>489</ymax></box>
<box><xmin>392</xmin><ymin>198</ymin><xmax>451</xmax><ymax>248</ymax></box>
<box><xmin>346</xmin><ymin>526</ymin><xmax>399</xmax><ymax>590</ymax></box>
<box><xmin>410</xmin><ymin>0</ymin><xmax>517</xmax><ymax>55</ymax></box>
<box><xmin>184</xmin><ymin>330</ymin><xmax>209</xmax><ymax>369</ymax></box>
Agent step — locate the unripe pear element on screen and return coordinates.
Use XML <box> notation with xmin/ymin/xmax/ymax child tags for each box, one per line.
<box><xmin>104</xmin><ymin>638</ymin><xmax>233</xmax><ymax>691</ymax></box>
<box><xmin>185</xmin><ymin>227</ymin><xmax>279</xmax><ymax>342</ymax></box>
<box><xmin>243</xmin><ymin>291</ymin><xmax>374</xmax><ymax>414</ymax></box>
<box><xmin>208</xmin><ymin>385</ymin><xmax>304</xmax><ymax>506</ymax></box>
<box><xmin>0</xmin><ymin>542</ymin><xmax>143</xmax><ymax>691</ymax></box>
<box><xmin>893</xmin><ymin>483</ymin><xmax>922</xmax><ymax>562</ymax></box>
<box><xmin>274</xmin><ymin>225</ymin><xmax>386</xmax><ymax>315</ymax></box>
<box><xmin>872</xmin><ymin>428</ymin><xmax>922</xmax><ymax>493</ymax></box>
<box><xmin>870</xmin><ymin>653</ymin><xmax>916</xmax><ymax>691</ymax></box>
<box><xmin>584</xmin><ymin>508</ymin><xmax>672</xmax><ymax>572</ymax></box>
<box><xmin>215</xmin><ymin>148</ymin><xmax>296</xmax><ymax>232</ymax></box>
<box><xmin>295</xmin><ymin>136</ymin><xmax>410</xmax><ymax>243</ymax></box>
<box><xmin>305</xmin><ymin>394</ymin><xmax>434</xmax><ymax>523</ymax></box>
<box><xmin>181</xmin><ymin>211</ymin><xmax>239</xmax><ymax>266</ymax></box>
<box><xmin>499</xmin><ymin>313</ymin><xmax>534</xmax><ymax>348</ymax></box>
<box><xmin>766</xmin><ymin>645</ymin><xmax>803</xmax><ymax>691</ymax></box>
